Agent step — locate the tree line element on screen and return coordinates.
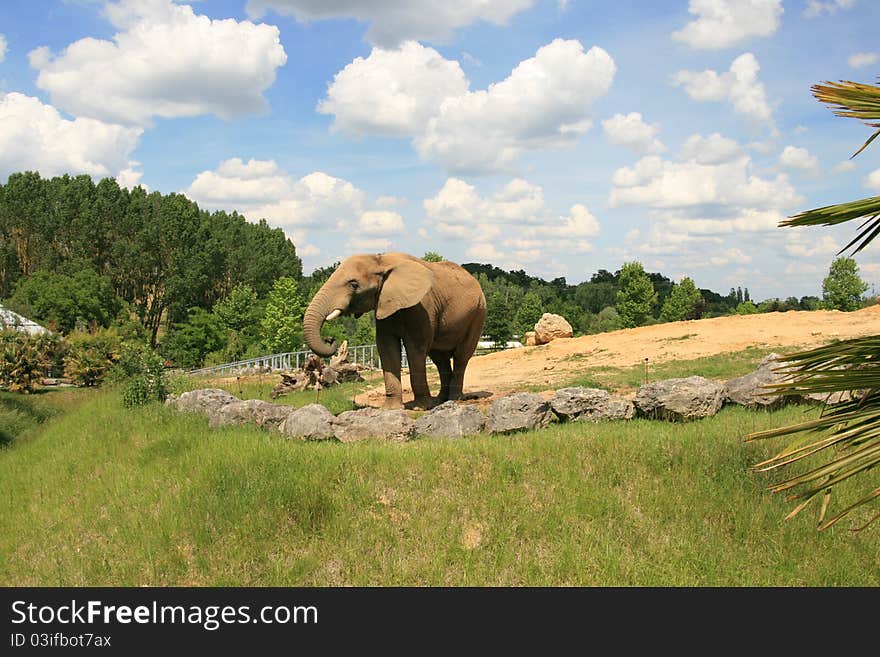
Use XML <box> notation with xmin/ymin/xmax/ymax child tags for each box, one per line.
<box><xmin>0</xmin><ymin>170</ymin><xmax>872</xmax><ymax>373</ymax></box>
<box><xmin>0</xmin><ymin>171</ymin><xmax>302</xmax><ymax>346</ymax></box>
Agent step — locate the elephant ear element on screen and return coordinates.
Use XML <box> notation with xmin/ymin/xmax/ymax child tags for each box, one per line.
<box><xmin>376</xmin><ymin>258</ymin><xmax>434</xmax><ymax>320</ymax></box>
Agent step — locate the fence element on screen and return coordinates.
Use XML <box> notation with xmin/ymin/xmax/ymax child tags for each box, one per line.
<box><xmin>186</xmin><ymin>339</ymin><xmax>521</xmax><ymax>378</ymax></box>
<box><xmin>186</xmin><ymin>344</ymin><xmax>408</xmax><ymax>377</ymax></box>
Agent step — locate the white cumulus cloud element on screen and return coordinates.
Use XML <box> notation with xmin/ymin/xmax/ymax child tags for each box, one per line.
<box><xmin>320</xmin><ymin>38</ymin><xmax>616</xmax><ymax>174</ymax></box>
<box><xmin>0</xmin><ymin>92</ymin><xmax>143</xmax><ymax>180</ymax></box>
<box><xmin>415</xmin><ymin>39</ymin><xmax>616</xmax><ymax>173</ymax></box>
<box><xmin>866</xmin><ymin>167</ymin><xmax>880</xmax><ymax>191</ymax></box>
<box><xmin>602</xmin><ymin>112</ymin><xmax>666</xmax><ymax>154</ymax></box>
<box><xmin>423</xmin><ymin>177</ymin><xmax>601</xmax><ymax>264</ymax></box>
<box><xmin>357</xmin><ymin>210</ymin><xmax>406</xmax><ymax>235</ymax></box>
<box><xmin>609</xmin><ymin>135</ymin><xmax>801</xmax><ymax>211</ymax></box>
<box><xmin>245</xmin><ymin>0</ymin><xmax>534</xmax><ymax>47</ymax></box>
<box><xmin>184</xmin><ymin>158</ymin><xmax>373</xmax><ymax>246</ymax></box>
<box><xmin>672</xmin><ymin>0</ymin><xmax>783</xmax><ymax>50</ymax></box>
<box><xmin>30</xmin><ymin>0</ymin><xmax>287</xmax><ymax>127</ymax></box>
<box><xmin>804</xmin><ymin>0</ymin><xmax>856</xmax><ymax>18</ymax></box>
<box><xmin>848</xmin><ymin>51</ymin><xmax>879</xmax><ymax>68</ymax></box>
<box><xmin>678</xmin><ymin>132</ymin><xmax>743</xmax><ymax>164</ymax></box>
<box><xmin>673</xmin><ymin>52</ymin><xmax>775</xmax><ymax>129</ymax></box>
<box><xmin>779</xmin><ymin>145</ymin><xmax>819</xmax><ymax>171</ymax></box>
<box><xmin>317</xmin><ymin>41</ymin><xmax>468</xmax><ymax>137</ymax></box>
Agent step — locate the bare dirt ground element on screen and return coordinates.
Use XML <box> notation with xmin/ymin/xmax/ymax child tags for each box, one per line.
<box><xmin>353</xmin><ymin>305</ymin><xmax>880</xmax><ymax>408</ymax></box>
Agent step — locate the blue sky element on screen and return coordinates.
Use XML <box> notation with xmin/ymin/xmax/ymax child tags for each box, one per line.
<box><xmin>1</xmin><ymin>0</ymin><xmax>878</xmax><ymax>300</ymax></box>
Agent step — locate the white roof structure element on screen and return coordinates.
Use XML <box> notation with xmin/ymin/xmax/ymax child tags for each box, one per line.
<box><xmin>0</xmin><ymin>304</ymin><xmax>50</xmax><ymax>335</ymax></box>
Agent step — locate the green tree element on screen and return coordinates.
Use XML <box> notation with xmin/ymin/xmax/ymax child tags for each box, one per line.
<box><xmin>7</xmin><ymin>266</ymin><xmax>121</xmax><ymax>333</ymax></box>
<box><xmin>484</xmin><ymin>290</ymin><xmax>513</xmax><ymax>348</ymax></box>
<box><xmin>213</xmin><ymin>283</ymin><xmax>259</xmax><ymax>333</ymax></box>
<box><xmin>422</xmin><ymin>251</ymin><xmax>443</xmax><ymax>262</ymax></box>
<box><xmin>734</xmin><ymin>301</ymin><xmax>759</xmax><ymax>315</ymax></box>
<box><xmin>588</xmin><ymin>306</ymin><xmax>623</xmax><ymax>334</ymax></box>
<box><xmin>821</xmin><ymin>257</ymin><xmax>868</xmax><ymax>311</ymax></box>
<box><xmin>659</xmin><ymin>277</ymin><xmax>702</xmax><ymax>322</ymax></box>
<box><xmin>352</xmin><ymin>313</ymin><xmax>376</xmax><ymax>346</ymax></box>
<box><xmin>615</xmin><ymin>262</ymin><xmax>657</xmax><ymax>328</ymax></box>
<box><xmin>748</xmin><ymin>77</ymin><xmax>880</xmax><ymax>530</ymax></box>
<box><xmin>213</xmin><ymin>283</ymin><xmax>262</xmax><ymax>361</ymax></box>
<box><xmin>159</xmin><ymin>308</ymin><xmax>226</xmax><ymax>369</ymax></box>
<box><xmin>514</xmin><ymin>291</ymin><xmax>544</xmax><ymax>337</ymax></box>
<box><xmin>260</xmin><ymin>276</ymin><xmax>305</xmax><ymax>353</ymax></box>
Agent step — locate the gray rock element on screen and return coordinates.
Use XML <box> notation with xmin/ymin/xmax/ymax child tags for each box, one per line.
<box><xmin>280</xmin><ymin>404</ymin><xmax>336</xmax><ymax>441</ymax></box>
<box><xmin>487</xmin><ymin>392</ymin><xmax>553</xmax><ymax>434</ymax></box>
<box><xmin>724</xmin><ymin>353</ymin><xmax>796</xmax><ymax>410</ymax></box>
<box><xmin>551</xmin><ymin>387</ymin><xmax>635</xmax><ymax>422</ymax></box>
<box><xmin>208</xmin><ymin>398</ymin><xmax>294</xmax><ymax>430</ymax></box>
<box><xmin>634</xmin><ymin>376</ymin><xmax>724</xmax><ymax>421</ymax></box>
<box><xmin>332</xmin><ymin>408</ymin><xmax>415</xmax><ymax>442</ymax></box>
<box><xmin>166</xmin><ymin>388</ymin><xmax>239</xmax><ymax>415</ymax></box>
<box><xmin>803</xmin><ymin>389</ymin><xmax>865</xmax><ymax>406</ymax></box>
<box><xmin>534</xmin><ymin>313</ymin><xmax>573</xmax><ymax>345</ymax></box>
<box><xmin>414</xmin><ymin>401</ymin><xmax>487</xmax><ymax>438</ymax></box>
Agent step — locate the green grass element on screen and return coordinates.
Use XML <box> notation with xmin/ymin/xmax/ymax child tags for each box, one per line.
<box><xmin>0</xmin><ymin>385</ymin><xmax>876</xmax><ymax>586</ymax></box>
<box><xmin>0</xmin><ymin>388</ymin><xmax>92</xmax><ymax>446</ymax></box>
<box><xmin>563</xmin><ymin>346</ymin><xmax>782</xmax><ymax>392</ymax></box>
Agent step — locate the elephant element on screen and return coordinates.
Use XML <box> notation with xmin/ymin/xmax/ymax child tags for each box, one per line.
<box><xmin>303</xmin><ymin>252</ymin><xmax>487</xmax><ymax>410</ymax></box>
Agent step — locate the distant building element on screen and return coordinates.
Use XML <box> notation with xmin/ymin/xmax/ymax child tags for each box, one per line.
<box><xmin>0</xmin><ymin>304</ymin><xmax>50</xmax><ymax>335</ymax></box>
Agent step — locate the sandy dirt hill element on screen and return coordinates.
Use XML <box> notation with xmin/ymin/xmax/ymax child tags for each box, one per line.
<box><xmin>354</xmin><ymin>305</ymin><xmax>880</xmax><ymax>408</ymax></box>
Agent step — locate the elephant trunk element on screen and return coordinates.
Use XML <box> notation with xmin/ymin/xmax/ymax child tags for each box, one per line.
<box><xmin>303</xmin><ymin>288</ymin><xmax>339</xmax><ymax>357</ymax></box>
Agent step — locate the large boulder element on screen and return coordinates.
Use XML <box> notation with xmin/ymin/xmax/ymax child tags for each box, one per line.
<box><xmin>534</xmin><ymin>313</ymin><xmax>573</xmax><ymax>345</ymax></box>
<box><xmin>414</xmin><ymin>401</ymin><xmax>487</xmax><ymax>438</ymax></box>
<box><xmin>332</xmin><ymin>408</ymin><xmax>415</xmax><ymax>442</ymax></box>
<box><xmin>208</xmin><ymin>398</ymin><xmax>294</xmax><ymax>431</ymax></box>
<box><xmin>280</xmin><ymin>404</ymin><xmax>336</xmax><ymax>441</ymax></box>
<box><xmin>166</xmin><ymin>388</ymin><xmax>239</xmax><ymax>415</ymax></box>
<box><xmin>634</xmin><ymin>376</ymin><xmax>724</xmax><ymax>422</ymax></box>
<box><xmin>724</xmin><ymin>353</ymin><xmax>797</xmax><ymax>410</ymax></box>
<box><xmin>487</xmin><ymin>392</ymin><xmax>553</xmax><ymax>434</ymax></box>
<box><xmin>550</xmin><ymin>387</ymin><xmax>635</xmax><ymax>422</ymax></box>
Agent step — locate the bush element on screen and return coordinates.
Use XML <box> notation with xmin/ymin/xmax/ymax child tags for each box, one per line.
<box><xmin>63</xmin><ymin>328</ymin><xmax>123</xmax><ymax>387</ymax></box>
<box><xmin>0</xmin><ymin>333</ymin><xmax>44</xmax><ymax>393</ymax></box>
<box><xmin>159</xmin><ymin>308</ymin><xmax>226</xmax><ymax>369</ymax></box>
<box><xmin>110</xmin><ymin>345</ymin><xmax>169</xmax><ymax>407</ymax></box>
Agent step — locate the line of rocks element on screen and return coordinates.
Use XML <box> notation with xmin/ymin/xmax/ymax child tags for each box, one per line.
<box><xmin>165</xmin><ymin>353</ymin><xmax>844</xmax><ymax>442</ymax></box>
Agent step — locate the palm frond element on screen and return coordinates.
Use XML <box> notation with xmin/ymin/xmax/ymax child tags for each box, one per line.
<box><xmin>757</xmin><ymin>76</ymin><xmax>880</xmax><ymax>531</ymax></box>
<box><xmin>747</xmin><ymin>337</ymin><xmax>880</xmax><ymax>530</ymax></box>
<box><xmin>780</xmin><ymin>197</ymin><xmax>880</xmax><ymax>254</ymax></box>
<box><xmin>812</xmin><ymin>79</ymin><xmax>880</xmax><ymax>157</ymax></box>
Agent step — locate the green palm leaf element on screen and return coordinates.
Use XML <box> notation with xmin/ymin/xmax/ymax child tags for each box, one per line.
<box><xmin>747</xmin><ymin>337</ymin><xmax>880</xmax><ymax>530</ymax></box>
<box><xmin>812</xmin><ymin>79</ymin><xmax>880</xmax><ymax>158</ymax></box>
<box><xmin>753</xmin><ymin>76</ymin><xmax>880</xmax><ymax>530</ymax></box>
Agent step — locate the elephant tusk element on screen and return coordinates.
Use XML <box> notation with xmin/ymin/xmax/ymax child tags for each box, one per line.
<box><xmin>326</xmin><ymin>309</ymin><xmax>342</xmax><ymax>321</ymax></box>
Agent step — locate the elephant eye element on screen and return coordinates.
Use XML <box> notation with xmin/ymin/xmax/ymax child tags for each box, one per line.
<box><xmin>348</xmin><ymin>279</ymin><xmax>359</xmax><ymax>290</ymax></box>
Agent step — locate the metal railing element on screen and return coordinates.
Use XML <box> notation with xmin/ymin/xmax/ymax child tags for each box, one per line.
<box><xmin>186</xmin><ymin>344</ymin><xmax>409</xmax><ymax>377</ymax></box>
<box><xmin>185</xmin><ymin>338</ymin><xmax>523</xmax><ymax>378</ymax></box>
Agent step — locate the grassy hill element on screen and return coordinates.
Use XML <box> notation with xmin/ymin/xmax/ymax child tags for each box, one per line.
<box><xmin>1</xmin><ymin>377</ymin><xmax>876</xmax><ymax>586</ymax></box>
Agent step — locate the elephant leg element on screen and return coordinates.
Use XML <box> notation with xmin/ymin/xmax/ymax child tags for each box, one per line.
<box><xmin>449</xmin><ymin>315</ymin><xmax>483</xmax><ymax>401</ymax></box>
<box><xmin>431</xmin><ymin>350</ymin><xmax>453</xmax><ymax>402</ymax></box>
<box><xmin>377</xmin><ymin>334</ymin><xmax>403</xmax><ymax>409</ymax></box>
<box><xmin>404</xmin><ymin>339</ymin><xmax>433</xmax><ymax>410</ymax></box>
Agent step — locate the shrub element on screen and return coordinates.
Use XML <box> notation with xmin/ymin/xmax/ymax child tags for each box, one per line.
<box><xmin>0</xmin><ymin>333</ymin><xmax>44</xmax><ymax>393</ymax></box>
<box><xmin>63</xmin><ymin>328</ymin><xmax>123</xmax><ymax>387</ymax></box>
<box><xmin>110</xmin><ymin>345</ymin><xmax>169</xmax><ymax>407</ymax></box>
